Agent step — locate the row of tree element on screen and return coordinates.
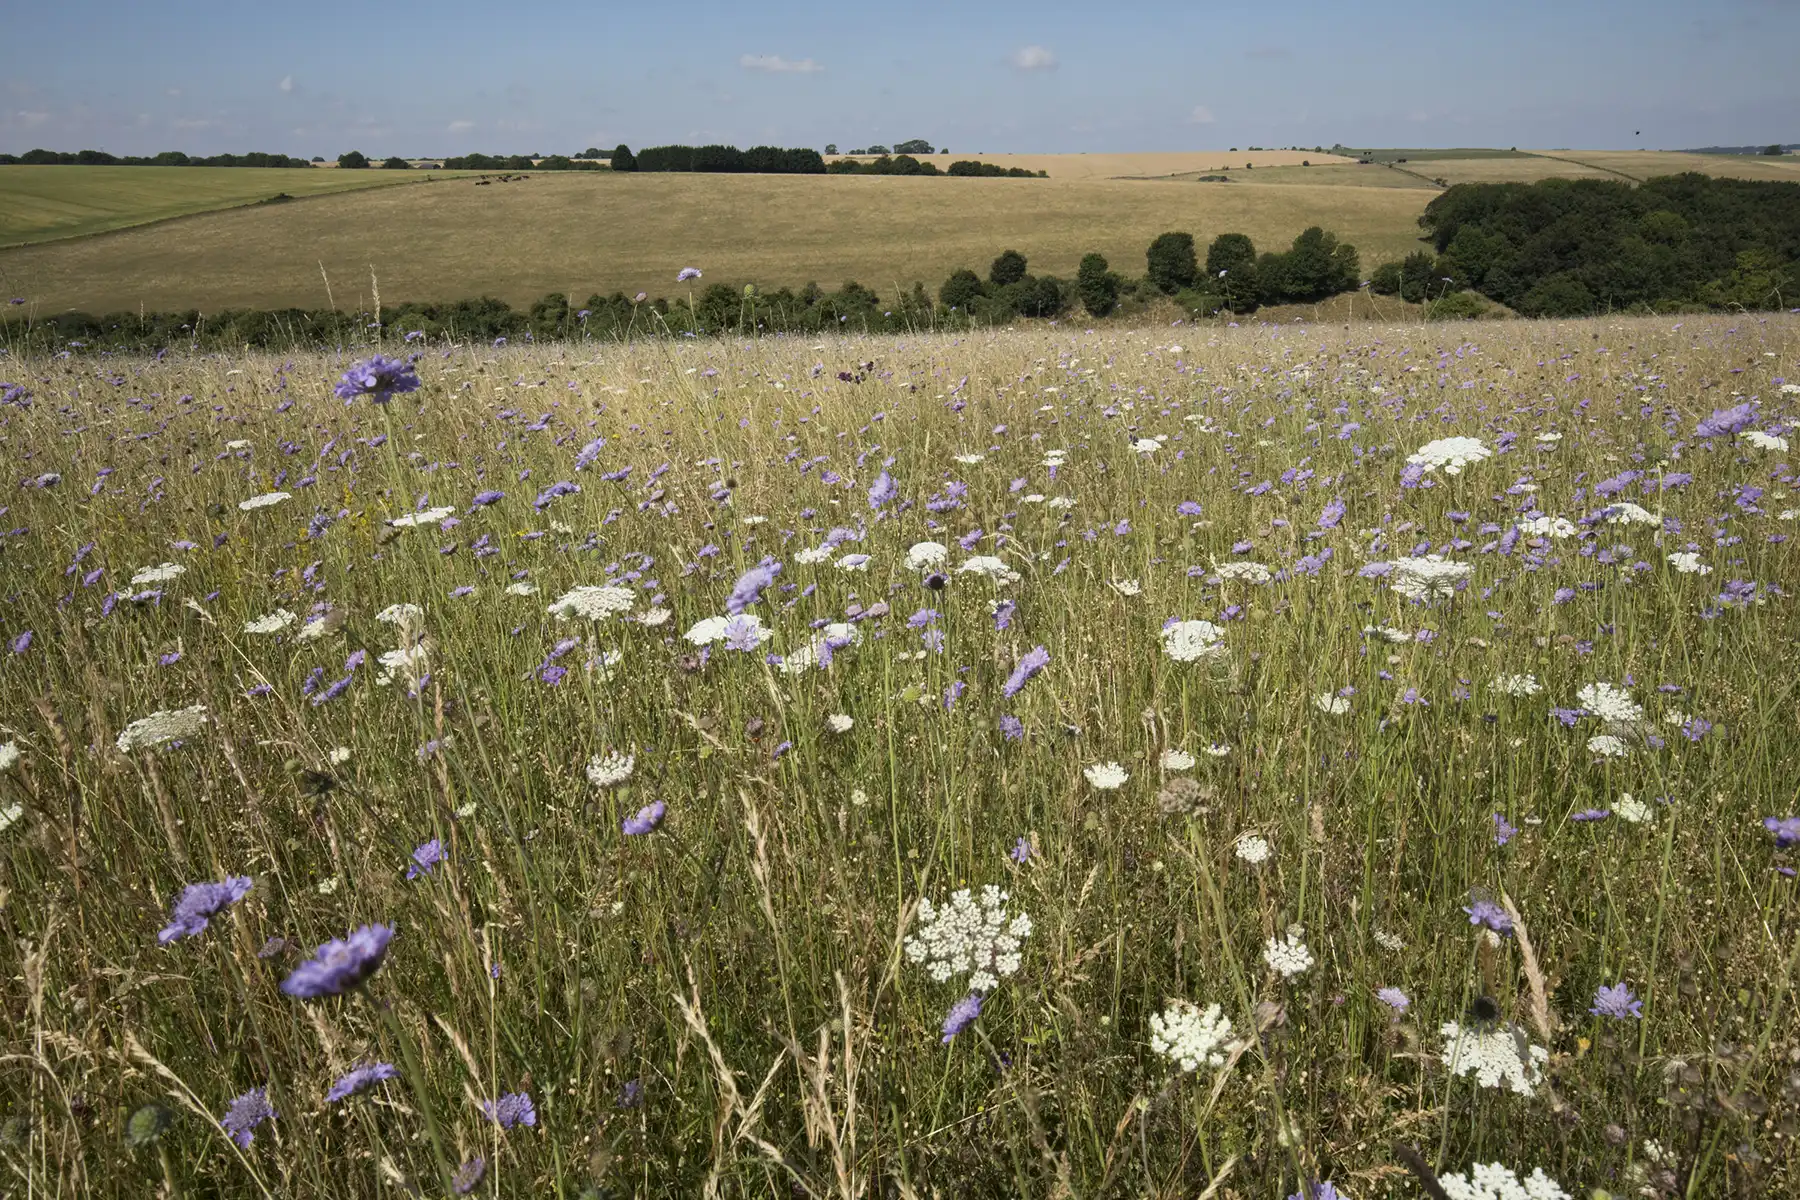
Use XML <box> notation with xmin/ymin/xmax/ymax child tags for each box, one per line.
<box><xmin>615</xmin><ymin>144</ymin><xmax>828</xmax><ymax>174</ymax></box>
<box><xmin>1415</xmin><ymin>173</ymin><xmax>1800</xmax><ymax>315</ymax></box>
<box><xmin>1</xmin><ymin>148</ymin><xmax>314</xmax><ymax>168</ymax></box>
<box><xmin>825</xmin><ymin>155</ymin><xmax>1043</xmax><ymax>178</ymax></box>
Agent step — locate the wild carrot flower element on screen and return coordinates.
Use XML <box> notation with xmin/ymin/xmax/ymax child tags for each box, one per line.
<box><xmin>1149</xmin><ymin>1000</ymin><xmax>1232</xmax><ymax>1072</ymax></box>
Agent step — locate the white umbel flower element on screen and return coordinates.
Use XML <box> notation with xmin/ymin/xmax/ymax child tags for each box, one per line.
<box><xmin>1440</xmin><ymin>1021</ymin><xmax>1548</xmax><ymax>1095</ymax></box>
<box><xmin>0</xmin><ymin>800</ymin><xmax>22</xmax><ymax>831</ymax></box>
<box><xmin>1492</xmin><ymin>674</ymin><xmax>1542</xmax><ymax>697</ymax></box>
<box><xmin>375</xmin><ymin>642</ymin><xmax>430</xmax><ymax>686</ymax></box>
<box><xmin>1576</xmin><ymin>681</ymin><xmax>1644</xmax><ymax>726</ymax></box>
<box><xmin>1438</xmin><ymin>1162</ymin><xmax>1570</xmax><ymax>1200</ymax></box>
<box><xmin>1587</xmin><ymin>734</ymin><xmax>1630</xmax><ymax>759</ymax></box>
<box><xmin>237</xmin><ymin>491</ymin><xmax>291</xmax><ymax>511</ymax></box>
<box><xmin>505</xmin><ymin>580</ymin><xmax>539</xmax><ymax>596</ymax></box>
<box><xmin>1214</xmin><ymin>561</ymin><xmax>1271</xmax><ymax>584</ymax></box>
<box><xmin>952</xmin><ymin>453</ymin><xmax>986</xmax><ymax>465</ymax></box>
<box><xmin>1160</xmin><ymin>749</ymin><xmax>1195</xmax><ymax>771</ymax></box>
<box><xmin>131</xmin><ymin>563</ymin><xmax>186</xmax><ymax>586</ymax></box>
<box><xmin>1160</xmin><ymin>620</ymin><xmax>1226</xmax><ymax>662</ymax></box>
<box><xmin>548</xmin><ymin>585</ymin><xmax>636</xmax><ymax>621</ymax></box>
<box><xmin>904</xmin><ymin>541</ymin><xmax>949</xmax><ymax>570</ymax></box>
<box><xmin>1083</xmin><ymin>762</ymin><xmax>1129</xmax><ymax>791</ymax></box>
<box><xmin>1666</xmin><ymin>551</ymin><xmax>1710</xmax><ymax>574</ymax></box>
<box><xmin>1386</xmin><ymin>554</ymin><xmax>1472</xmax><ymax>602</ymax></box>
<box><xmin>0</xmin><ymin>742</ymin><xmax>20</xmax><ymax>772</ymax></box>
<box><xmin>792</xmin><ymin>545</ymin><xmax>832</xmax><ymax>565</ymax></box>
<box><xmin>1613</xmin><ymin>793</ymin><xmax>1654</xmax><ymax>823</ymax></box>
<box><xmin>1234</xmin><ymin>834</ymin><xmax>1271</xmax><ymax>864</ymax></box>
<box><xmin>1407</xmin><ymin>435</ymin><xmax>1492</xmax><ymax>475</ymax></box>
<box><xmin>1149</xmin><ymin>1000</ymin><xmax>1233</xmax><ymax>1073</ymax></box>
<box><xmin>389</xmin><ymin>506</ymin><xmax>455</xmax><ymax>528</ymax></box>
<box><xmin>585</xmin><ymin>751</ymin><xmax>635</xmax><ymax>788</ymax></box>
<box><xmin>683</xmin><ymin>616</ymin><xmax>730</xmax><ymax>645</ymax></box>
<box><xmin>1263</xmin><ymin>927</ymin><xmax>1314</xmax><ymax>977</ymax></box>
<box><xmin>242</xmin><ymin>609</ymin><xmax>296</xmax><ymax>635</ymax></box>
<box><xmin>1601</xmin><ymin>502</ymin><xmax>1660</xmax><ymax>526</ymax></box>
<box><xmin>903</xmin><ymin>884</ymin><xmax>1033</xmax><ymax>993</ymax></box>
<box><xmin>957</xmin><ymin>555</ymin><xmax>1021</xmax><ymax>585</ymax></box>
<box><xmin>1741</xmin><ymin>430</ymin><xmax>1788</xmax><ymax>452</ymax></box>
<box><xmin>116</xmin><ymin>705</ymin><xmax>209</xmax><ymax>753</ymax></box>
<box><xmin>326</xmin><ymin>746</ymin><xmax>352</xmax><ymax>765</ymax></box>
<box><xmin>1314</xmin><ymin>693</ymin><xmax>1351</xmax><ymax>715</ymax></box>
<box><xmin>1517</xmin><ymin>515</ymin><xmax>1577</xmax><ymax>539</ymax></box>
<box><xmin>375</xmin><ymin>602</ymin><xmax>424</xmax><ymax>625</ymax></box>
<box><xmin>835</xmin><ymin>553</ymin><xmax>871</xmax><ymax>572</ymax></box>
<box><xmin>826</xmin><ymin>713</ymin><xmax>854</xmax><ymax>734</ymax></box>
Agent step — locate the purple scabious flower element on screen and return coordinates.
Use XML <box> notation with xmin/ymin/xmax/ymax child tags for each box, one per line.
<box><xmin>1009</xmin><ymin>836</ymin><xmax>1032</xmax><ymax>863</ymax></box>
<box><xmin>406</xmin><ymin>839</ymin><xmax>444</xmax><ymax>880</ymax></box>
<box><xmin>1318</xmin><ymin>497</ymin><xmax>1346</xmax><ymax>529</ymax></box>
<box><xmin>1764</xmin><ymin>816</ymin><xmax>1800</xmax><ymax>849</ymax></box>
<box><xmin>333</xmin><ymin>355</ymin><xmax>420</xmax><ymax>404</ymax></box>
<box><xmin>676</xmin><ymin>266</ymin><xmax>702</xmax><ymax>282</ymax></box>
<box><xmin>1572</xmin><ymin>808</ymin><xmax>1610</xmax><ymax>822</ymax></box>
<box><xmin>998</xmin><ymin>714</ymin><xmax>1024</xmax><ymax>741</ymax></box>
<box><xmin>941</xmin><ymin>994</ymin><xmax>982</xmax><ymax>1043</ymax></box>
<box><xmin>726</xmin><ymin>558</ymin><xmax>781</xmax><ymax>614</ymax></box>
<box><xmin>280</xmin><ymin>924</ymin><xmax>395</xmax><ymax>998</ymax></box>
<box><xmin>616</xmin><ymin>1079</ymin><xmax>644</xmax><ymax>1108</ymax></box>
<box><xmin>1493</xmin><ymin>813</ymin><xmax>1517</xmax><ymax>846</ymax></box>
<box><xmin>220</xmin><ymin>1087</ymin><xmax>276</xmax><ymax>1147</ymax></box>
<box><xmin>1590</xmin><ymin>982</ymin><xmax>1643</xmax><ymax>1019</ymax></box>
<box><xmin>159</xmin><ymin>876</ymin><xmax>254</xmax><ymax>944</ymax></box>
<box><xmin>11</xmin><ymin>630</ymin><xmax>31</xmax><ymax>654</ymax></box>
<box><xmin>1463</xmin><ymin>897</ymin><xmax>1513</xmax><ymax>937</ymax></box>
<box><xmin>326</xmin><ymin>1062</ymin><xmax>398</xmax><ymax>1103</ymax></box>
<box><xmin>451</xmin><ymin>1158</ymin><xmax>486</xmax><ymax>1195</ymax></box>
<box><xmin>1288</xmin><ymin>1184</ymin><xmax>1344</xmax><ymax>1200</ymax></box>
<box><xmin>469</xmin><ymin>489</ymin><xmax>505</xmax><ymax>510</ymax></box>
<box><xmin>574</xmin><ymin>437</ymin><xmax>606</xmax><ymax>471</ymax></box>
<box><xmin>867</xmin><ymin>469</ymin><xmax>899</xmax><ymax>510</ymax></box>
<box><xmin>1376</xmin><ymin>986</ymin><xmax>1410</xmax><ymax>1012</ymax></box>
<box><xmin>1002</xmin><ymin>645</ymin><xmax>1050</xmax><ymax>699</ymax></box>
<box><xmin>623</xmin><ymin>800</ymin><xmax>666</xmax><ymax>836</ymax></box>
<box><xmin>1695</xmin><ymin>402</ymin><xmax>1756</xmax><ymax>439</ymax></box>
<box><xmin>1177</xmin><ymin>500</ymin><xmax>1203</xmax><ymax>516</ymax></box>
<box><xmin>483</xmin><ymin>1091</ymin><xmax>537</xmax><ymax>1129</ymax></box>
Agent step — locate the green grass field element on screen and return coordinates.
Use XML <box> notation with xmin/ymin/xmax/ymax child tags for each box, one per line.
<box><xmin>0</xmin><ymin>164</ymin><xmax>477</xmax><ymax>247</ymax></box>
<box><xmin>1</xmin><ymin>315</ymin><xmax>1797</xmax><ymax>1197</ymax></box>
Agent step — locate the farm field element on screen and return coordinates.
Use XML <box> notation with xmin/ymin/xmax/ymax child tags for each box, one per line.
<box><xmin>0</xmin><ymin>171</ymin><xmax>1436</xmax><ymax>315</ymax></box>
<box><xmin>0</xmin><ymin>165</ymin><xmax>480</xmax><ymax>247</ymax></box>
<box><xmin>0</xmin><ymin>315</ymin><xmax>1797</xmax><ymax>1197</ymax></box>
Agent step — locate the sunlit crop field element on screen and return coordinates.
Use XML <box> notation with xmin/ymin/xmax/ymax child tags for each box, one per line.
<box><xmin>1</xmin><ymin>315</ymin><xmax>1798</xmax><ymax>1198</ymax></box>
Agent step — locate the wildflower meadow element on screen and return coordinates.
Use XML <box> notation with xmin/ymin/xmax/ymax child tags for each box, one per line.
<box><xmin>1</xmin><ymin>312</ymin><xmax>1798</xmax><ymax>1198</ymax></box>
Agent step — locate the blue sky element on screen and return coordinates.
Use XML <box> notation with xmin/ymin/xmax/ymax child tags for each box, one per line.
<box><xmin>3</xmin><ymin>0</ymin><xmax>1795</xmax><ymax>157</ymax></box>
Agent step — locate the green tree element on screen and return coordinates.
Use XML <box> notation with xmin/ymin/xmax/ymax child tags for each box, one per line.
<box><xmin>611</xmin><ymin>144</ymin><xmax>637</xmax><ymax>171</ymax></box>
<box><xmin>381</xmin><ymin>156</ymin><xmax>411</xmax><ymax>170</ymax></box>
<box><xmin>1021</xmin><ymin>276</ymin><xmax>1067</xmax><ymax>319</ymax></box>
<box><xmin>1146</xmin><ymin>232</ymin><xmax>1198</xmax><ymax>293</ymax></box>
<box><xmin>1762</xmin><ymin>144</ymin><xmax>1785</xmax><ymax>156</ymax></box>
<box><xmin>1204</xmin><ymin>233</ymin><xmax>1260</xmax><ymax>312</ymax></box>
<box><xmin>1076</xmin><ymin>253</ymin><xmax>1120</xmax><ymax>317</ymax></box>
<box><xmin>337</xmin><ymin>150</ymin><xmax>369</xmax><ymax>169</ymax></box>
<box><xmin>895</xmin><ymin>139</ymin><xmax>934</xmax><ymax>155</ymax></box>
<box><xmin>939</xmin><ymin>269</ymin><xmax>985</xmax><ymax>310</ymax></box>
<box><xmin>824</xmin><ymin>144</ymin><xmax>838</xmax><ymax>155</ymax></box>
<box><xmin>990</xmin><ymin>249</ymin><xmax>1028</xmax><ymax>286</ymax></box>
<box><xmin>1369</xmin><ymin>261</ymin><xmax>1404</xmax><ymax>296</ymax></box>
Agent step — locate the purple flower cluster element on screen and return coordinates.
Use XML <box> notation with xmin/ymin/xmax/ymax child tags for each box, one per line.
<box><xmin>159</xmin><ymin>876</ymin><xmax>254</xmax><ymax>944</ymax></box>
<box><xmin>280</xmin><ymin>924</ymin><xmax>395</xmax><ymax>998</ymax></box>
<box><xmin>333</xmin><ymin>355</ymin><xmax>421</xmax><ymax>404</ymax></box>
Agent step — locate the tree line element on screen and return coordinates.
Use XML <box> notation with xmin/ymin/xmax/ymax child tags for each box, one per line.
<box><xmin>1</xmin><ymin>149</ymin><xmax>314</xmax><ymax>168</ymax></box>
<box><xmin>0</xmin><ymin>225</ymin><xmax>1382</xmax><ymax>356</ymax></box>
<box><xmin>1404</xmin><ymin>172</ymin><xmax>1800</xmax><ymax>315</ymax></box>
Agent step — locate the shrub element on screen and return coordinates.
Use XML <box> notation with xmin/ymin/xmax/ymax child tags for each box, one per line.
<box><xmin>990</xmin><ymin>250</ymin><xmax>1028</xmax><ymax>287</ymax></box>
<box><xmin>1021</xmin><ymin>276</ymin><xmax>1068</xmax><ymax>319</ymax></box>
<box><xmin>939</xmin><ymin>269</ymin><xmax>985</xmax><ymax>311</ymax></box>
<box><xmin>1077</xmin><ymin>253</ymin><xmax>1120</xmax><ymax>317</ymax></box>
<box><xmin>381</xmin><ymin>156</ymin><xmax>410</xmax><ymax>170</ymax></box>
<box><xmin>1146</xmin><ymin>232</ymin><xmax>1198</xmax><ymax>294</ymax></box>
<box><xmin>1425</xmin><ymin>291</ymin><xmax>1489</xmax><ymax>320</ymax></box>
<box><xmin>1204</xmin><ymin>233</ymin><xmax>1260</xmax><ymax>313</ymax></box>
<box><xmin>1369</xmin><ymin>261</ymin><xmax>1404</xmax><ymax>296</ymax></box>
<box><xmin>337</xmin><ymin>150</ymin><xmax>369</xmax><ymax>170</ymax></box>
<box><xmin>1174</xmin><ymin>288</ymin><xmax>1224</xmax><ymax>318</ymax></box>
<box><xmin>611</xmin><ymin>145</ymin><xmax>637</xmax><ymax>171</ymax></box>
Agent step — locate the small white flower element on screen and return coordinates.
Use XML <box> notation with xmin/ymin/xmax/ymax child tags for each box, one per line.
<box><xmin>1109</xmin><ymin>578</ymin><xmax>1142</xmax><ymax>596</ymax></box>
<box><xmin>639</xmin><ymin>607</ymin><xmax>671</xmax><ymax>626</ymax></box>
<box><xmin>1492</xmin><ymin>674</ymin><xmax>1542</xmax><ymax>697</ymax></box>
<box><xmin>904</xmin><ymin>541</ymin><xmax>949</xmax><ymax>570</ymax></box>
<box><xmin>242</xmin><ymin>609</ymin><xmax>296</xmax><ymax>635</ymax></box>
<box><xmin>683</xmin><ymin>615</ymin><xmax>731</xmax><ymax>645</ymax></box>
<box><xmin>1601</xmin><ymin>501</ymin><xmax>1660</xmax><ymax>527</ymax></box>
<box><xmin>317</xmin><ymin>876</ymin><xmax>341</xmax><ymax>895</ymax></box>
<box><xmin>1046</xmin><ymin>496</ymin><xmax>1076</xmax><ymax>510</ymax></box>
<box><xmin>1149</xmin><ymin>1000</ymin><xmax>1233</xmax><ymax>1073</ymax></box>
<box><xmin>957</xmin><ymin>556</ymin><xmax>1020</xmax><ymax>584</ymax></box>
<box><xmin>130</xmin><ymin>562</ymin><xmax>186</xmax><ymax>586</ymax></box>
<box><xmin>375</xmin><ymin>642</ymin><xmax>430</xmax><ymax>687</ymax></box>
<box><xmin>547</xmin><ymin>585</ymin><xmax>636</xmax><ymax>621</ymax></box>
<box><xmin>224</xmin><ymin>439</ymin><xmax>253</xmax><ymax>451</ymax></box>
<box><xmin>1407</xmin><ymin>435</ymin><xmax>1493</xmax><ymax>475</ymax></box>
<box><xmin>1587</xmin><ymin>734</ymin><xmax>1630</xmax><ymax>759</ymax></box>
<box><xmin>826</xmin><ymin>713</ymin><xmax>854</xmax><ymax>734</ymax></box>
<box><xmin>0</xmin><ymin>800</ymin><xmax>23</xmax><ymax>831</ymax></box>
<box><xmin>1201</xmin><ymin>743</ymin><xmax>1230</xmax><ymax>758</ymax></box>
<box><xmin>1437</xmin><ymin>1162</ymin><xmax>1570</xmax><ymax>1200</ymax></box>
<box><xmin>1130</xmin><ymin>438</ymin><xmax>1161</xmax><ymax>455</ymax></box>
<box><xmin>835</xmin><ymin>553</ymin><xmax>871</xmax><ymax>572</ymax></box>
<box><xmin>388</xmin><ymin>506</ymin><xmax>456</xmax><ymax>528</ymax></box>
<box><xmin>116</xmin><ymin>705</ymin><xmax>208</xmax><ymax>753</ymax></box>
<box><xmin>793</xmin><ymin>545</ymin><xmax>832</xmax><ymax>565</ymax></box>
<box><xmin>1440</xmin><ymin>1021</ymin><xmax>1548</xmax><ymax>1096</ymax></box>
<box><xmin>1666</xmin><ymin>551</ymin><xmax>1710</xmax><ymax>575</ymax></box>
<box><xmin>1517</xmin><ymin>515</ymin><xmax>1577</xmax><ymax>539</ymax></box>
<box><xmin>375</xmin><ymin>602</ymin><xmax>424</xmax><ymax>625</ymax></box>
<box><xmin>1385</xmin><ymin>554</ymin><xmax>1473</xmax><ymax>602</ymax></box>
<box><xmin>1613</xmin><ymin>793</ymin><xmax>1654</xmax><ymax>824</ymax></box>
<box><xmin>505</xmin><ymin>580</ymin><xmax>539</xmax><ymax>596</ymax></box>
<box><xmin>1363</xmin><ymin>624</ymin><xmax>1412</xmax><ymax>644</ymax></box>
<box><xmin>1160</xmin><ymin>748</ymin><xmax>1195</xmax><ymax>771</ymax></box>
<box><xmin>952</xmin><ymin>453</ymin><xmax>986</xmax><ymax>465</ymax></box>
<box><xmin>1083</xmin><ymin>762</ymin><xmax>1129</xmax><ymax>791</ymax></box>
<box><xmin>1263</xmin><ymin>927</ymin><xmax>1313</xmax><ymax>978</ymax></box>
<box><xmin>326</xmin><ymin>747</ymin><xmax>352</xmax><ymax>765</ymax></box>
<box><xmin>1576</xmin><ymin>681</ymin><xmax>1643</xmax><ymax>726</ymax></box>
<box><xmin>1373</xmin><ymin>929</ymin><xmax>1406</xmax><ymax>952</ymax></box>
<box><xmin>1234</xmin><ymin>834</ymin><xmax>1271</xmax><ymax>864</ymax></box>
<box><xmin>585</xmin><ymin>751</ymin><xmax>635</xmax><ymax>788</ymax></box>
<box><xmin>0</xmin><ymin>742</ymin><xmax>20</xmax><ymax>773</ymax></box>
<box><xmin>1313</xmin><ymin>693</ymin><xmax>1351</xmax><ymax>715</ymax></box>
<box><xmin>1214</xmin><ymin>561</ymin><xmax>1271</xmax><ymax>584</ymax></box>
<box><xmin>1160</xmin><ymin>619</ymin><xmax>1226</xmax><ymax>663</ymax></box>
<box><xmin>1741</xmin><ymin>430</ymin><xmax>1789</xmax><ymax>452</ymax></box>
<box><xmin>904</xmin><ymin>884</ymin><xmax>1033</xmax><ymax>992</ymax></box>
<box><xmin>237</xmin><ymin>491</ymin><xmax>291</xmax><ymax>511</ymax></box>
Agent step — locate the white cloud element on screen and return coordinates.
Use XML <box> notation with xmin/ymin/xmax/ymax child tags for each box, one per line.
<box><xmin>16</xmin><ymin>110</ymin><xmax>50</xmax><ymax>129</ymax></box>
<box><xmin>447</xmin><ymin>119</ymin><xmax>475</xmax><ymax>133</ymax></box>
<box><xmin>1187</xmin><ymin>105</ymin><xmax>1216</xmax><ymax>125</ymax></box>
<box><xmin>279</xmin><ymin>75</ymin><xmax>295</xmax><ymax>93</ymax></box>
<box><xmin>1011</xmin><ymin>45</ymin><xmax>1057</xmax><ymax>70</ymax></box>
<box><xmin>739</xmin><ymin>54</ymin><xmax>823</xmax><ymax>74</ymax></box>
<box><xmin>166</xmin><ymin>87</ymin><xmax>183</xmax><ymax>98</ymax></box>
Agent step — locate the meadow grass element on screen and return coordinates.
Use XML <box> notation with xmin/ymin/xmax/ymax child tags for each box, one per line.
<box><xmin>0</xmin><ymin>165</ymin><xmax>482</xmax><ymax>248</ymax></box>
<box><xmin>0</xmin><ymin>315</ymin><xmax>1798</xmax><ymax>1198</ymax></box>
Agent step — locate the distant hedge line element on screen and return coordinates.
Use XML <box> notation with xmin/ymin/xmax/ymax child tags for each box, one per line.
<box><xmin>0</xmin><ymin>224</ymin><xmax>1396</xmax><ymax>356</ymax></box>
<box><xmin>0</xmin><ymin>149</ymin><xmax>314</xmax><ymax>168</ymax></box>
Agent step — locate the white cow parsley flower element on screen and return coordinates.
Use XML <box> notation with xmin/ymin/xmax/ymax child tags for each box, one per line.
<box><xmin>1666</xmin><ymin>551</ymin><xmax>1710</xmax><ymax>574</ymax></box>
<box><xmin>1314</xmin><ymin>693</ymin><xmax>1351</xmax><ymax>715</ymax></box>
<box><xmin>957</xmin><ymin>556</ymin><xmax>1021</xmax><ymax>585</ymax></box>
<box><xmin>1440</xmin><ymin>1021</ymin><xmax>1548</xmax><ymax>1095</ymax></box>
<box><xmin>1407</xmin><ymin>436</ymin><xmax>1492</xmax><ymax>475</ymax></box>
<box><xmin>1438</xmin><ymin>1162</ymin><xmax>1570</xmax><ymax>1200</ymax></box>
<box><xmin>547</xmin><ymin>585</ymin><xmax>636</xmax><ymax>621</ymax></box>
<box><xmin>585</xmin><ymin>751</ymin><xmax>635</xmax><ymax>788</ymax></box>
<box><xmin>1577</xmin><ymin>681</ymin><xmax>1644</xmax><ymax>726</ymax></box>
<box><xmin>388</xmin><ymin>506</ymin><xmax>455</xmax><ymax>528</ymax></box>
<box><xmin>1386</xmin><ymin>554</ymin><xmax>1472</xmax><ymax>602</ymax></box>
<box><xmin>1492</xmin><ymin>674</ymin><xmax>1542</xmax><ymax>697</ymax></box>
<box><xmin>131</xmin><ymin>562</ymin><xmax>186</xmax><ymax>586</ymax></box>
<box><xmin>903</xmin><ymin>885</ymin><xmax>1033</xmax><ymax>993</ymax></box>
<box><xmin>242</xmin><ymin>610</ymin><xmax>296</xmax><ymax>635</ymax></box>
<box><xmin>1263</xmin><ymin>927</ymin><xmax>1313</xmax><ymax>977</ymax></box>
<box><xmin>237</xmin><ymin>491</ymin><xmax>291</xmax><ymax>511</ymax></box>
<box><xmin>1160</xmin><ymin>748</ymin><xmax>1196</xmax><ymax>771</ymax></box>
<box><xmin>1741</xmin><ymin>430</ymin><xmax>1789</xmax><ymax>452</ymax></box>
<box><xmin>1083</xmin><ymin>762</ymin><xmax>1129</xmax><ymax>791</ymax></box>
<box><xmin>116</xmin><ymin>705</ymin><xmax>209</xmax><ymax>753</ymax></box>
<box><xmin>1149</xmin><ymin>1000</ymin><xmax>1233</xmax><ymax>1073</ymax></box>
<box><xmin>1234</xmin><ymin>834</ymin><xmax>1271</xmax><ymax>864</ymax></box>
<box><xmin>1214</xmin><ymin>561</ymin><xmax>1271</xmax><ymax>584</ymax></box>
<box><xmin>904</xmin><ymin>541</ymin><xmax>949</xmax><ymax>571</ymax></box>
<box><xmin>1161</xmin><ymin>620</ymin><xmax>1226</xmax><ymax>662</ymax></box>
